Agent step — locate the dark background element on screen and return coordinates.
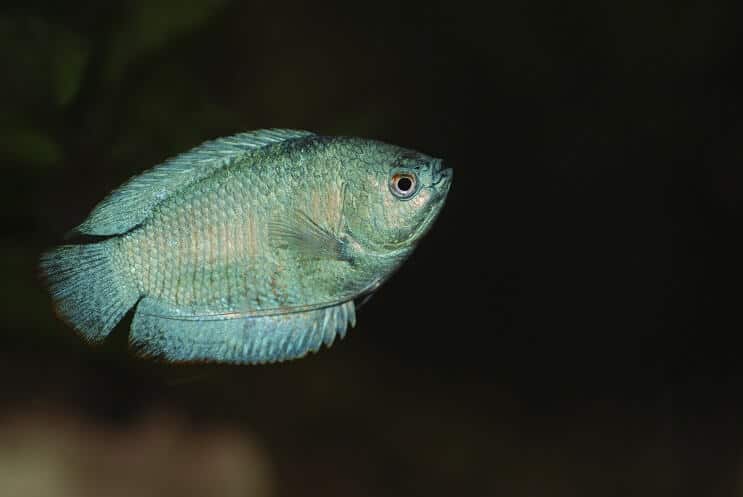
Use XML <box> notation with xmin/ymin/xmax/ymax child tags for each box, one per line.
<box><xmin>1</xmin><ymin>1</ymin><xmax>742</xmax><ymax>496</ymax></box>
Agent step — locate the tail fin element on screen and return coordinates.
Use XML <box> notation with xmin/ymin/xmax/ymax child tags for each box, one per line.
<box><xmin>40</xmin><ymin>239</ymin><xmax>139</xmax><ymax>343</ymax></box>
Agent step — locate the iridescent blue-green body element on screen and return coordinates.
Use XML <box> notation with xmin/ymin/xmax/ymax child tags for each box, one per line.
<box><xmin>41</xmin><ymin>129</ymin><xmax>452</xmax><ymax>364</ymax></box>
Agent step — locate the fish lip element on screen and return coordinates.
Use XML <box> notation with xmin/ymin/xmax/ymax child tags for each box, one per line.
<box><xmin>432</xmin><ymin>166</ymin><xmax>453</xmax><ymax>188</ymax></box>
<box><xmin>430</xmin><ymin>158</ymin><xmax>452</xmax><ymax>184</ymax></box>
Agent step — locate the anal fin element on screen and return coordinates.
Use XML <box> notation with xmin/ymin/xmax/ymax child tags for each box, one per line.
<box><xmin>129</xmin><ymin>298</ymin><xmax>356</xmax><ymax>364</ymax></box>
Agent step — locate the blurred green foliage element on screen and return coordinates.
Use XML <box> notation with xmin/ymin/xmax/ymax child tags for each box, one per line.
<box><xmin>0</xmin><ymin>1</ymin><xmax>241</xmax><ymax>176</ymax></box>
<box><xmin>0</xmin><ymin>16</ymin><xmax>89</xmax><ymax>110</ymax></box>
<box><xmin>0</xmin><ymin>127</ymin><xmax>62</xmax><ymax>167</ymax></box>
<box><xmin>104</xmin><ymin>0</ymin><xmax>229</xmax><ymax>84</ymax></box>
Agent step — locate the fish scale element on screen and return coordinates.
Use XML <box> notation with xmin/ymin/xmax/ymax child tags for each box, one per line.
<box><xmin>41</xmin><ymin>129</ymin><xmax>451</xmax><ymax>364</ymax></box>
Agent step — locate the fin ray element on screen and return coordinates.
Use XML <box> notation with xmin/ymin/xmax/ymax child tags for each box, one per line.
<box><xmin>40</xmin><ymin>240</ymin><xmax>139</xmax><ymax>342</ymax></box>
<box><xmin>267</xmin><ymin>209</ymin><xmax>347</xmax><ymax>260</ymax></box>
<box><xmin>130</xmin><ymin>297</ymin><xmax>355</xmax><ymax>364</ymax></box>
<box><xmin>76</xmin><ymin>129</ymin><xmax>315</xmax><ymax>236</ymax></box>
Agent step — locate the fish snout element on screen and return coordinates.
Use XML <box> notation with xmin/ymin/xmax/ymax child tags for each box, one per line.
<box><xmin>431</xmin><ymin>159</ymin><xmax>453</xmax><ymax>187</ymax></box>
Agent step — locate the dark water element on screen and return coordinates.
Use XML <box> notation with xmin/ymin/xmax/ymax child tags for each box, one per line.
<box><xmin>2</xmin><ymin>1</ymin><xmax>742</xmax><ymax>496</ymax></box>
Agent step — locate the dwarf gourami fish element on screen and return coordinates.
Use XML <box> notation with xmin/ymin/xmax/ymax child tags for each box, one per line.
<box><xmin>41</xmin><ymin>129</ymin><xmax>452</xmax><ymax>364</ymax></box>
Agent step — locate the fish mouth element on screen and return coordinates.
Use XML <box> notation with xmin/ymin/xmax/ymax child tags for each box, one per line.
<box><xmin>433</xmin><ymin>168</ymin><xmax>453</xmax><ymax>188</ymax></box>
<box><xmin>431</xmin><ymin>159</ymin><xmax>453</xmax><ymax>189</ymax></box>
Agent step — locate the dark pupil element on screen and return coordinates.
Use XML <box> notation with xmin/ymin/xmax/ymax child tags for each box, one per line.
<box><xmin>397</xmin><ymin>176</ymin><xmax>413</xmax><ymax>192</ymax></box>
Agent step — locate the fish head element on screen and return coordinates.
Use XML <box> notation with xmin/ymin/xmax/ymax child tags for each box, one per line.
<box><xmin>345</xmin><ymin>141</ymin><xmax>452</xmax><ymax>254</ymax></box>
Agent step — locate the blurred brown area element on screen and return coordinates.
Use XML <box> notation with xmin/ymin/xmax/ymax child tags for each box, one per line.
<box><xmin>2</xmin><ymin>0</ymin><xmax>743</xmax><ymax>496</ymax></box>
<box><xmin>0</xmin><ymin>407</ymin><xmax>273</xmax><ymax>497</ymax></box>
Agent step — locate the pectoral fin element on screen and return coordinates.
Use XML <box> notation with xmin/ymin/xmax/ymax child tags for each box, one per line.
<box><xmin>268</xmin><ymin>209</ymin><xmax>350</xmax><ymax>261</ymax></box>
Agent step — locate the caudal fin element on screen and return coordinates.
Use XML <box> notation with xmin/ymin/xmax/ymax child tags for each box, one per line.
<box><xmin>40</xmin><ymin>240</ymin><xmax>138</xmax><ymax>342</ymax></box>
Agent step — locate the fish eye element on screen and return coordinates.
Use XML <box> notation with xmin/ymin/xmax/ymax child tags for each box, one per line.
<box><xmin>390</xmin><ymin>173</ymin><xmax>417</xmax><ymax>199</ymax></box>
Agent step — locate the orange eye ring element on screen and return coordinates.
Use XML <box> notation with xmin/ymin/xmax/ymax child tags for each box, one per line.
<box><xmin>390</xmin><ymin>173</ymin><xmax>417</xmax><ymax>198</ymax></box>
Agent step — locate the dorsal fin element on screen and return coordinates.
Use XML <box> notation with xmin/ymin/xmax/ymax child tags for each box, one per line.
<box><xmin>74</xmin><ymin>129</ymin><xmax>315</xmax><ymax>236</ymax></box>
